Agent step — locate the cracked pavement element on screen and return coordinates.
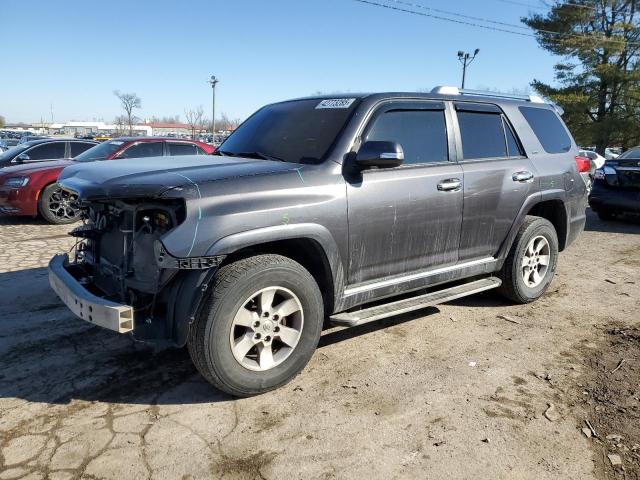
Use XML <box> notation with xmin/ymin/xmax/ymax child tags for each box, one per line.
<box><xmin>0</xmin><ymin>213</ymin><xmax>639</xmax><ymax>479</ymax></box>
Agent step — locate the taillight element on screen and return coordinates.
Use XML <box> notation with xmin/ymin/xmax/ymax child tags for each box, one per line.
<box><xmin>575</xmin><ymin>156</ymin><xmax>591</xmax><ymax>173</ymax></box>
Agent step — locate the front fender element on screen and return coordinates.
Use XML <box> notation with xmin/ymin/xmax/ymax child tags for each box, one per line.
<box><xmin>205</xmin><ymin>223</ymin><xmax>345</xmax><ymax>302</ymax></box>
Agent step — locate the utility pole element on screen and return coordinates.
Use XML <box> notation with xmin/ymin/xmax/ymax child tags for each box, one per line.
<box><xmin>457</xmin><ymin>49</ymin><xmax>480</xmax><ymax>89</ymax></box>
<box><xmin>208</xmin><ymin>75</ymin><xmax>219</xmax><ymax>143</ymax></box>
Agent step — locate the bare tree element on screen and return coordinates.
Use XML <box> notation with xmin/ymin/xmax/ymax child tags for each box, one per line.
<box><xmin>113</xmin><ymin>115</ymin><xmax>129</xmax><ymax>136</ymax></box>
<box><xmin>114</xmin><ymin>90</ymin><xmax>141</xmax><ymax>135</ymax></box>
<box><xmin>0</xmin><ymin>115</ymin><xmax>5</xmax><ymax>128</ymax></box>
<box><xmin>216</xmin><ymin>113</ymin><xmax>242</xmax><ymax>132</ymax></box>
<box><xmin>149</xmin><ymin>115</ymin><xmax>181</xmax><ymax>124</ymax></box>
<box><xmin>184</xmin><ymin>106</ymin><xmax>204</xmax><ymax>139</ymax></box>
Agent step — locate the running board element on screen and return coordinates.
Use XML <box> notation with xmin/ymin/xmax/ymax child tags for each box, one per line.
<box><xmin>330</xmin><ymin>277</ymin><xmax>502</xmax><ymax>327</ymax></box>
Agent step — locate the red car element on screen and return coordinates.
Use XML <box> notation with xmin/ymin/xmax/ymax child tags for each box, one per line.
<box><xmin>0</xmin><ymin>137</ymin><xmax>214</xmax><ymax>224</ymax></box>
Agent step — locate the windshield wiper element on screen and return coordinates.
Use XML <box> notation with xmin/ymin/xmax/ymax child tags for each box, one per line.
<box><xmin>212</xmin><ymin>149</ymin><xmax>233</xmax><ymax>156</ymax></box>
<box><xmin>235</xmin><ymin>151</ymin><xmax>286</xmax><ymax>162</ymax></box>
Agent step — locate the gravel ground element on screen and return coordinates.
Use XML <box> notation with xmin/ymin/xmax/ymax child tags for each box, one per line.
<box><xmin>0</xmin><ymin>211</ymin><xmax>638</xmax><ymax>480</ymax></box>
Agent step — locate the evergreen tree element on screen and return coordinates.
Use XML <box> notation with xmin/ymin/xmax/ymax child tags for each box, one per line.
<box><xmin>524</xmin><ymin>0</ymin><xmax>640</xmax><ymax>152</ymax></box>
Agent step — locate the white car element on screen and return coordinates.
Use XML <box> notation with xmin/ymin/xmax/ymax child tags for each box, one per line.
<box><xmin>579</xmin><ymin>149</ymin><xmax>606</xmax><ymax>169</ymax></box>
<box><xmin>605</xmin><ymin>147</ymin><xmax>621</xmax><ymax>160</ymax></box>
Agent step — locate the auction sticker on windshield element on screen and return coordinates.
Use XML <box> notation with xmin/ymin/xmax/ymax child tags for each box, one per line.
<box><xmin>316</xmin><ymin>98</ymin><xmax>356</xmax><ymax>109</ymax></box>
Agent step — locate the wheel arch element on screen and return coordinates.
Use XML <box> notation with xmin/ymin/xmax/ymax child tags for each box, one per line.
<box><xmin>496</xmin><ymin>190</ymin><xmax>569</xmax><ymax>266</ymax></box>
<box><xmin>206</xmin><ymin>224</ymin><xmax>345</xmax><ymax>312</ymax></box>
<box><xmin>35</xmin><ymin>180</ymin><xmax>58</xmax><ymax>214</ymax></box>
<box><xmin>167</xmin><ymin>225</ymin><xmax>345</xmax><ymax>348</ymax></box>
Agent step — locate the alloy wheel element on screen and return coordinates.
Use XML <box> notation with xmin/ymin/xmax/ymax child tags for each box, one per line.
<box><xmin>521</xmin><ymin>235</ymin><xmax>551</xmax><ymax>288</ymax></box>
<box><xmin>47</xmin><ymin>186</ymin><xmax>80</xmax><ymax>221</ymax></box>
<box><xmin>229</xmin><ymin>286</ymin><xmax>304</xmax><ymax>371</ymax></box>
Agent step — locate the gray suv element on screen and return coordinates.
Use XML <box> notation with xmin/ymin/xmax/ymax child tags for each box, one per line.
<box><xmin>49</xmin><ymin>87</ymin><xmax>588</xmax><ymax>396</ymax></box>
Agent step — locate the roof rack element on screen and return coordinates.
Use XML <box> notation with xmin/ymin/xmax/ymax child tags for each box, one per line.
<box><xmin>431</xmin><ymin>85</ymin><xmax>545</xmax><ymax>104</ymax></box>
<box><xmin>430</xmin><ymin>85</ymin><xmax>564</xmax><ymax>115</ymax></box>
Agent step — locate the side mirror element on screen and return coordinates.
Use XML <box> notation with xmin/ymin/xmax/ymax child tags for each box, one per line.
<box><xmin>16</xmin><ymin>153</ymin><xmax>30</xmax><ymax>163</ymax></box>
<box><xmin>355</xmin><ymin>141</ymin><xmax>404</xmax><ymax>168</ymax></box>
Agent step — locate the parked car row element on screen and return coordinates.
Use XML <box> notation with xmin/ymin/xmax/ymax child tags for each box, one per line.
<box><xmin>0</xmin><ymin>137</ymin><xmax>213</xmax><ymax>224</ymax></box>
<box><xmin>589</xmin><ymin>146</ymin><xmax>640</xmax><ymax>220</ymax></box>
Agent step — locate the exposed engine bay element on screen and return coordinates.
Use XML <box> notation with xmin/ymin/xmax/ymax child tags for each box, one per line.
<box><xmin>70</xmin><ymin>199</ymin><xmax>185</xmax><ymax>300</ymax></box>
<box><xmin>62</xmin><ymin>198</ymin><xmax>222</xmax><ymax>344</ymax></box>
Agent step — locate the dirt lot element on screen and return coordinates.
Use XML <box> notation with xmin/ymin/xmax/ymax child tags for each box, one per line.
<box><xmin>0</xmin><ymin>211</ymin><xmax>638</xmax><ymax>480</ymax></box>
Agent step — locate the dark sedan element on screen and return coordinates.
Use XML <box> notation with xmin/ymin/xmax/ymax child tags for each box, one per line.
<box><xmin>590</xmin><ymin>147</ymin><xmax>640</xmax><ymax>220</ymax></box>
<box><xmin>0</xmin><ymin>138</ymin><xmax>98</xmax><ymax>168</ymax></box>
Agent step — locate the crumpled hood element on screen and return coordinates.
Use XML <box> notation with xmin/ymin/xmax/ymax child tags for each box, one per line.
<box><xmin>0</xmin><ymin>159</ymin><xmax>72</xmax><ymax>176</ymax></box>
<box><xmin>58</xmin><ymin>155</ymin><xmax>300</xmax><ymax>199</ymax></box>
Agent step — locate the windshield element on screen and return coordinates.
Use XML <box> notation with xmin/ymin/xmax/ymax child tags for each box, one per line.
<box><xmin>617</xmin><ymin>148</ymin><xmax>640</xmax><ymax>160</ymax></box>
<box><xmin>218</xmin><ymin>98</ymin><xmax>360</xmax><ymax>164</ymax></box>
<box><xmin>74</xmin><ymin>140</ymin><xmax>124</xmax><ymax>162</ymax></box>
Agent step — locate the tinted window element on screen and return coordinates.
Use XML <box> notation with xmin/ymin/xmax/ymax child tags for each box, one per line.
<box><xmin>70</xmin><ymin>142</ymin><xmax>95</xmax><ymax>157</ymax></box>
<box><xmin>519</xmin><ymin>107</ymin><xmax>571</xmax><ymax>154</ymax></box>
<box><xmin>119</xmin><ymin>142</ymin><xmax>164</xmax><ymax>159</ymax></box>
<box><xmin>219</xmin><ymin>98</ymin><xmax>359</xmax><ymax>164</ymax></box>
<box><xmin>618</xmin><ymin>148</ymin><xmax>640</xmax><ymax>159</ymax></box>
<box><xmin>504</xmin><ymin>119</ymin><xmax>523</xmax><ymax>157</ymax></box>
<box><xmin>364</xmin><ymin>109</ymin><xmax>448</xmax><ymax>165</ymax></box>
<box><xmin>168</xmin><ymin>143</ymin><xmax>200</xmax><ymax>156</ymax></box>
<box><xmin>0</xmin><ymin>144</ymin><xmax>29</xmax><ymax>161</ymax></box>
<box><xmin>74</xmin><ymin>140</ymin><xmax>125</xmax><ymax>162</ymax></box>
<box><xmin>26</xmin><ymin>142</ymin><xmax>66</xmax><ymax>160</ymax></box>
<box><xmin>458</xmin><ymin>112</ymin><xmax>506</xmax><ymax>159</ymax></box>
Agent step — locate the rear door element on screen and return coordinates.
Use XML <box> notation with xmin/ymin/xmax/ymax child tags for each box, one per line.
<box><xmin>116</xmin><ymin>141</ymin><xmax>164</xmax><ymax>159</ymax></box>
<box><xmin>346</xmin><ymin>101</ymin><xmax>463</xmax><ymax>284</ymax></box>
<box><xmin>167</xmin><ymin>142</ymin><xmax>204</xmax><ymax>156</ymax></box>
<box><xmin>69</xmin><ymin>141</ymin><xmax>96</xmax><ymax>158</ymax></box>
<box><xmin>453</xmin><ymin>102</ymin><xmax>537</xmax><ymax>261</ymax></box>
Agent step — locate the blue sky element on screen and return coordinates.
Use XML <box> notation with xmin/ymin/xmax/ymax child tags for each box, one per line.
<box><xmin>0</xmin><ymin>0</ymin><xmax>560</xmax><ymax>124</ymax></box>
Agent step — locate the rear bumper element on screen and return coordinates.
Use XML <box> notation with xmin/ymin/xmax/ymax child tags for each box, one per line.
<box><xmin>589</xmin><ymin>183</ymin><xmax>640</xmax><ymax>213</ymax></box>
<box><xmin>48</xmin><ymin>254</ymin><xmax>134</xmax><ymax>333</ymax></box>
<box><xmin>0</xmin><ymin>186</ymin><xmax>37</xmax><ymax>216</ymax></box>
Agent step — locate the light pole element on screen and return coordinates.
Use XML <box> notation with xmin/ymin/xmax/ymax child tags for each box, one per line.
<box><xmin>457</xmin><ymin>49</ymin><xmax>480</xmax><ymax>89</ymax></box>
<box><xmin>208</xmin><ymin>75</ymin><xmax>219</xmax><ymax>142</ymax></box>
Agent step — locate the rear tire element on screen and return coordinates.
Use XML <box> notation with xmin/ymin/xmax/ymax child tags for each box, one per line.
<box><xmin>187</xmin><ymin>254</ymin><xmax>324</xmax><ymax>397</ymax></box>
<box><xmin>498</xmin><ymin>216</ymin><xmax>559</xmax><ymax>304</ymax></box>
<box><xmin>38</xmin><ymin>183</ymin><xmax>81</xmax><ymax>225</ymax></box>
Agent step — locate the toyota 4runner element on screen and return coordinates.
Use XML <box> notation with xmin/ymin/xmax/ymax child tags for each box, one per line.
<box><xmin>49</xmin><ymin>87</ymin><xmax>588</xmax><ymax>396</ymax></box>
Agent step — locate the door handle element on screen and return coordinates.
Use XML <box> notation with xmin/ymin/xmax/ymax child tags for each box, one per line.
<box><xmin>512</xmin><ymin>171</ymin><xmax>534</xmax><ymax>183</ymax></box>
<box><xmin>437</xmin><ymin>178</ymin><xmax>462</xmax><ymax>192</ymax></box>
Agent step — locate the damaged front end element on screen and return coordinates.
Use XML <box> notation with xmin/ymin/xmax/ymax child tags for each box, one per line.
<box><xmin>50</xmin><ymin>196</ymin><xmax>224</xmax><ymax>345</ymax></box>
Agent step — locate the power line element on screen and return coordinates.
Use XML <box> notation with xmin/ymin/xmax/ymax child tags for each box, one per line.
<box><xmin>353</xmin><ymin>0</ymin><xmax>640</xmax><ymax>47</ymax></box>
<box><xmin>353</xmin><ymin>0</ymin><xmax>533</xmax><ymax>36</ymax></box>
<box><xmin>389</xmin><ymin>0</ymin><xmax>530</xmax><ymax>30</ymax></box>
<box><xmin>492</xmin><ymin>0</ymin><xmax>547</xmax><ymax>9</ymax></box>
<box><xmin>494</xmin><ymin>0</ymin><xmax>596</xmax><ymax>11</ymax></box>
<box><xmin>389</xmin><ymin>0</ymin><xmax>604</xmax><ymax>40</ymax></box>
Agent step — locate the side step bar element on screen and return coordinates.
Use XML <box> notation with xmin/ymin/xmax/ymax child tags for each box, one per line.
<box><xmin>330</xmin><ymin>277</ymin><xmax>502</xmax><ymax>327</ymax></box>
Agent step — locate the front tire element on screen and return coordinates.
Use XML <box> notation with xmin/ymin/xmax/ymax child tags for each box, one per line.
<box><xmin>38</xmin><ymin>183</ymin><xmax>81</xmax><ymax>225</ymax></box>
<box><xmin>498</xmin><ymin>216</ymin><xmax>559</xmax><ymax>304</ymax></box>
<box><xmin>187</xmin><ymin>254</ymin><xmax>324</xmax><ymax>397</ymax></box>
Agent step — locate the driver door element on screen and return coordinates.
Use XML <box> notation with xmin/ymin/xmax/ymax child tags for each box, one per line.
<box><xmin>346</xmin><ymin>101</ymin><xmax>463</xmax><ymax>285</ymax></box>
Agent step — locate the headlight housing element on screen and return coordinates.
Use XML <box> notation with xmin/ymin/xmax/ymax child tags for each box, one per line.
<box><xmin>4</xmin><ymin>176</ymin><xmax>29</xmax><ymax>188</ymax></box>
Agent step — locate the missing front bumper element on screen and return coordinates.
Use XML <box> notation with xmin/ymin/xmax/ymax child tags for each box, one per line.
<box><xmin>49</xmin><ymin>254</ymin><xmax>134</xmax><ymax>333</ymax></box>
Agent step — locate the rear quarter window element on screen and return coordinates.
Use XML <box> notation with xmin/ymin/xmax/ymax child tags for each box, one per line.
<box><xmin>519</xmin><ymin>106</ymin><xmax>571</xmax><ymax>154</ymax></box>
